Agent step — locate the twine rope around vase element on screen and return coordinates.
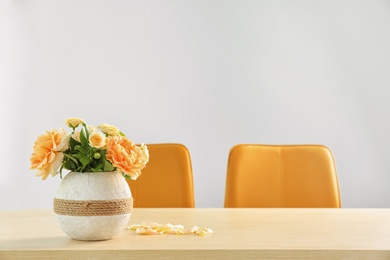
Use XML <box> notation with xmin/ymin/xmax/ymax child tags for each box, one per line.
<box><xmin>54</xmin><ymin>197</ymin><xmax>133</xmax><ymax>216</ymax></box>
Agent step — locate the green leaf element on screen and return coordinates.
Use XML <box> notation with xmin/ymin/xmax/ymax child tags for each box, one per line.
<box><xmin>59</xmin><ymin>164</ymin><xmax>64</xmax><ymax>179</ymax></box>
<box><xmin>103</xmin><ymin>159</ymin><xmax>114</xmax><ymax>172</ymax></box>
<box><xmin>80</xmin><ymin>128</ymin><xmax>88</xmax><ymax>147</ymax></box>
<box><xmin>80</xmin><ymin>156</ymin><xmax>90</xmax><ymax>166</ymax></box>
<box><xmin>71</xmin><ymin>153</ymin><xmax>82</xmax><ymax>159</ymax></box>
<box><xmin>93</xmin><ymin>163</ymin><xmax>103</xmax><ymax>171</ymax></box>
<box><xmin>64</xmin><ymin>154</ymin><xmax>79</xmax><ymax>166</ymax></box>
<box><xmin>69</xmin><ymin>137</ymin><xmax>80</xmax><ymax>149</ymax></box>
<box><xmin>123</xmin><ymin>174</ymin><xmax>132</xmax><ymax>180</ymax></box>
<box><xmin>65</xmin><ymin>160</ymin><xmax>76</xmax><ymax>170</ymax></box>
<box><xmin>75</xmin><ymin>145</ymin><xmax>88</xmax><ymax>154</ymax></box>
<box><xmin>82</xmin><ymin>123</ymin><xmax>90</xmax><ymax>141</ymax></box>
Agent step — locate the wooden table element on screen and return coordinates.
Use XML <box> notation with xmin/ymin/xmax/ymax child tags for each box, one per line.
<box><xmin>1</xmin><ymin>208</ymin><xmax>390</xmax><ymax>259</ymax></box>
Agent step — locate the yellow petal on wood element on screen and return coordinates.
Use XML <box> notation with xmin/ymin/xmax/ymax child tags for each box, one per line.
<box><xmin>128</xmin><ymin>222</ymin><xmax>213</xmax><ymax>236</ymax></box>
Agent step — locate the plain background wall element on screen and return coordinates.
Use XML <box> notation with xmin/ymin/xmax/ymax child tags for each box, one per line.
<box><xmin>1</xmin><ymin>0</ymin><xmax>390</xmax><ymax>210</ymax></box>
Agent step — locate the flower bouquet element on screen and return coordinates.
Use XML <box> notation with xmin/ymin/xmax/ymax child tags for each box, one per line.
<box><xmin>30</xmin><ymin>117</ymin><xmax>149</xmax><ymax>180</ymax></box>
<box><xmin>30</xmin><ymin>117</ymin><xmax>149</xmax><ymax>241</ymax></box>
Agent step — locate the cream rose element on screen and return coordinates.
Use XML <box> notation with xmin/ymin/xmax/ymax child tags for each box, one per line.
<box><xmin>30</xmin><ymin>128</ymin><xmax>70</xmax><ymax>180</ymax></box>
<box><xmin>98</xmin><ymin>124</ymin><xmax>120</xmax><ymax>136</ymax></box>
<box><xmin>65</xmin><ymin>117</ymin><xmax>84</xmax><ymax>128</ymax></box>
<box><xmin>89</xmin><ymin>131</ymin><xmax>106</xmax><ymax>149</ymax></box>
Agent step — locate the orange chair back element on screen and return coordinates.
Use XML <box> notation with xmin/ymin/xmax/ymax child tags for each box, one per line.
<box><xmin>224</xmin><ymin>144</ymin><xmax>341</xmax><ymax>208</ymax></box>
<box><xmin>127</xmin><ymin>144</ymin><xmax>195</xmax><ymax>208</ymax></box>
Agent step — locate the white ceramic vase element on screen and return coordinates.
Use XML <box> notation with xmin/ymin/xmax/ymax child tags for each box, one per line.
<box><xmin>54</xmin><ymin>171</ymin><xmax>132</xmax><ymax>241</ymax></box>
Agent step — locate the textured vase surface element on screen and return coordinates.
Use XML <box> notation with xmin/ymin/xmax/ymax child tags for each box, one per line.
<box><xmin>54</xmin><ymin>171</ymin><xmax>132</xmax><ymax>241</ymax></box>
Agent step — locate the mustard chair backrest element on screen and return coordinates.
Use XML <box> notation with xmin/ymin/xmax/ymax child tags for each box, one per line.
<box><xmin>127</xmin><ymin>144</ymin><xmax>195</xmax><ymax>208</ymax></box>
<box><xmin>224</xmin><ymin>144</ymin><xmax>341</xmax><ymax>208</ymax></box>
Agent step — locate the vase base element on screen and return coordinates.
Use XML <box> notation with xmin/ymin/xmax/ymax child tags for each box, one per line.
<box><xmin>56</xmin><ymin>213</ymin><xmax>131</xmax><ymax>241</ymax></box>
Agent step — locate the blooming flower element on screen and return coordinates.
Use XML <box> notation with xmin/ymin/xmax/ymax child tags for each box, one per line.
<box><xmin>65</xmin><ymin>117</ymin><xmax>84</xmax><ymax>128</ymax></box>
<box><xmin>98</xmin><ymin>124</ymin><xmax>120</xmax><ymax>136</ymax></box>
<box><xmin>89</xmin><ymin>131</ymin><xmax>106</xmax><ymax>149</ymax></box>
<box><xmin>105</xmin><ymin>136</ymin><xmax>149</xmax><ymax>180</ymax></box>
<box><xmin>30</xmin><ymin>128</ymin><xmax>70</xmax><ymax>180</ymax></box>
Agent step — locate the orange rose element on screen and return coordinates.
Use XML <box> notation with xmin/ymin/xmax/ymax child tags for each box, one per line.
<box><xmin>105</xmin><ymin>136</ymin><xmax>148</xmax><ymax>180</ymax></box>
<box><xmin>30</xmin><ymin>128</ymin><xmax>70</xmax><ymax>180</ymax></box>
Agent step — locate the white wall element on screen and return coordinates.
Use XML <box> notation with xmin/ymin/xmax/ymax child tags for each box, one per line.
<box><xmin>1</xmin><ymin>0</ymin><xmax>390</xmax><ymax>209</ymax></box>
